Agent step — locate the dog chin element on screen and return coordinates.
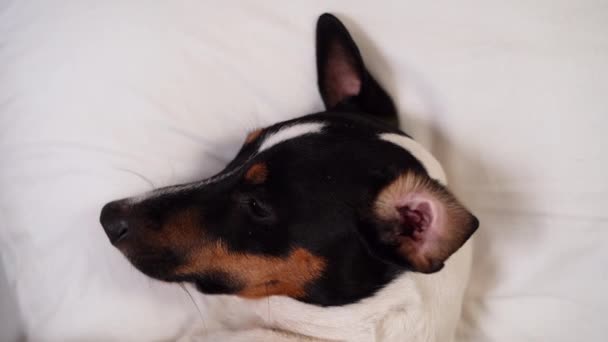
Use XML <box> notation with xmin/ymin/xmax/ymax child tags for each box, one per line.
<box><xmin>121</xmin><ymin>249</ymin><xmax>183</xmax><ymax>282</ymax></box>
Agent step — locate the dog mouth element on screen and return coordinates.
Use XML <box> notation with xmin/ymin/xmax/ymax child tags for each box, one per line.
<box><xmin>120</xmin><ymin>248</ymin><xmax>184</xmax><ymax>281</ymax></box>
<box><xmin>126</xmin><ymin>251</ymin><xmax>245</xmax><ymax>295</ymax></box>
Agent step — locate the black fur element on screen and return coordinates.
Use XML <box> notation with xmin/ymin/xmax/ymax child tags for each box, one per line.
<box><xmin>316</xmin><ymin>13</ymin><xmax>398</xmax><ymax>127</ymax></box>
<box><xmin>193</xmin><ymin>271</ymin><xmax>243</xmax><ymax>295</ymax></box>
<box><xmin>100</xmin><ymin>13</ymin><xmax>477</xmax><ymax>307</ymax></box>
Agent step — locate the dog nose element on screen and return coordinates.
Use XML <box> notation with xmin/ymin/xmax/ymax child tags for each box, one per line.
<box><xmin>100</xmin><ymin>200</ymin><xmax>131</xmax><ymax>244</ymax></box>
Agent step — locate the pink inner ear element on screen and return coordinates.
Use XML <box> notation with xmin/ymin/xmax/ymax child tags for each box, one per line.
<box><xmin>325</xmin><ymin>45</ymin><xmax>361</xmax><ymax>107</ymax></box>
<box><xmin>374</xmin><ymin>172</ymin><xmax>477</xmax><ymax>273</ymax></box>
<box><xmin>396</xmin><ymin>193</ymin><xmax>443</xmax><ymax>252</ymax></box>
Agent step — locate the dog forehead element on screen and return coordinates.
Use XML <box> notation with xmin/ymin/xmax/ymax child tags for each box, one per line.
<box><xmin>258</xmin><ymin>122</ymin><xmax>325</xmax><ymax>152</ymax></box>
<box><xmin>127</xmin><ymin>122</ymin><xmax>326</xmax><ymax>204</ymax></box>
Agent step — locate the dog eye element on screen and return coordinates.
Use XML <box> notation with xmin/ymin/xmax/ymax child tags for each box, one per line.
<box><xmin>247</xmin><ymin>198</ymin><xmax>270</xmax><ymax>218</ymax></box>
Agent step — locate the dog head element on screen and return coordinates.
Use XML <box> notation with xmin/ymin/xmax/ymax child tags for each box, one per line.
<box><xmin>100</xmin><ymin>14</ymin><xmax>478</xmax><ymax>306</ymax></box>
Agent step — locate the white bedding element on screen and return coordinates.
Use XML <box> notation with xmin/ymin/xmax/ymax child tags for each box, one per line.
<box><xmin>1</xmin><ymin>1</ymin><xmax>607</xmax><ymax>341</ymax></box>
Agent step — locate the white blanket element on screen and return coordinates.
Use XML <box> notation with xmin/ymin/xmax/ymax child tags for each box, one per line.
<box><xmin>1</xmin><ymin>1</ymin><xmax>607</xmax><ymax>341</ymax></box>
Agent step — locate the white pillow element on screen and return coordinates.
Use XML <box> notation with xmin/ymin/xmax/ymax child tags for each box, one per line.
<box><xmin>1</xmin><ymin>1</ymin><xmax>607</xmax><ymax>341</ymax></box>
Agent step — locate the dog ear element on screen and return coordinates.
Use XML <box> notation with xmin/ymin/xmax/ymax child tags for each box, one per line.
<box><xmin>359</xmin><ymin>172</ymin><xmax>479</xmax><ymax>273</ymax></box>
<box><xmin>316</xmin><ymin>13</ymin><xmax>398</xmax><ymax>126</ymax></box>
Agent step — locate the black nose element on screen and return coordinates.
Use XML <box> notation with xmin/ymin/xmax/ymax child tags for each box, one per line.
<box><xmin>100</xmin><ymin>200</ymin><xmax>131</xmax><ymax>244</ymax></box>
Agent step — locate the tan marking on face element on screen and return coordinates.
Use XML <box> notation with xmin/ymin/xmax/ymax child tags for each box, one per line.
<box><xmin>176</xmin><ymin>242</ymin><xmax>326</xmax><ymax>299</ymax></box>
<box><xmin>245</xmin><ymin>128</ymin><xmax>263</xmax><ymax>144</ymax></box>
<box><xmin>134</xmin><ymin>208</ymin><xmax>202</xmax><ymax>250</ymax></box>
<box><xmin>244</xmin><ymin>162</ymin><xmax>268</xmax><ymax>184</ymax></box>
<box><xmin>118</xmin><ymin>207</ymin><xmax>204</xmax><ymax>261</ymax></box>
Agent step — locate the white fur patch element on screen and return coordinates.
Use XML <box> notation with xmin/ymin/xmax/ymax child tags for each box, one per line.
<box><xmin>259</xmin><ymin>122</ymin><xmax>325</xmax><ymax>152</ymax></box>
<box><xmin>379</xmin><ymin>133</ymin><xmax>447</xmax><ymax>185</ymax></box>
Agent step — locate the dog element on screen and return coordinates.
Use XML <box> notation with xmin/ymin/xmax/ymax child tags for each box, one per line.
<box><xmin>100</xmin><ymin>13</ymin><xmax>478</xmax><ymax>342</ymax></box>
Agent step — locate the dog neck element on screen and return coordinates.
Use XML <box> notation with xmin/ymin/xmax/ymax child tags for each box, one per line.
<box><xmin>195</xmin><ymin>243</ymin><xmax>471</xmax><ymax>342</ymax></box>
<box><xmin>197</xmin><ymin>273</ymin><xmax>421</xmax><ymax>341</ymax></box>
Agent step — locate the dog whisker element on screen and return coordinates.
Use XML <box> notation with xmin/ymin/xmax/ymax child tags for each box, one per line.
<box><xmin>114</xmin><ymin>167</ymin><xmax>156</xmax><ymax>189</ymax></box>
<box><xmin>266</xmin><ymin>282</ymin><xmax>271</xmax><ymax>323</ymax></box>
<box><xmin>179</xmin><ymin>283</ymin><xmax>208</xmax><ymax>333</ymax></box>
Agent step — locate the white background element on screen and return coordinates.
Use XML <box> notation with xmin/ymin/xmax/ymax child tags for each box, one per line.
<box><xmin>1</xmin><ymin>1</ymin><xmax>607</xmax><ymax>341</ymax></box>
